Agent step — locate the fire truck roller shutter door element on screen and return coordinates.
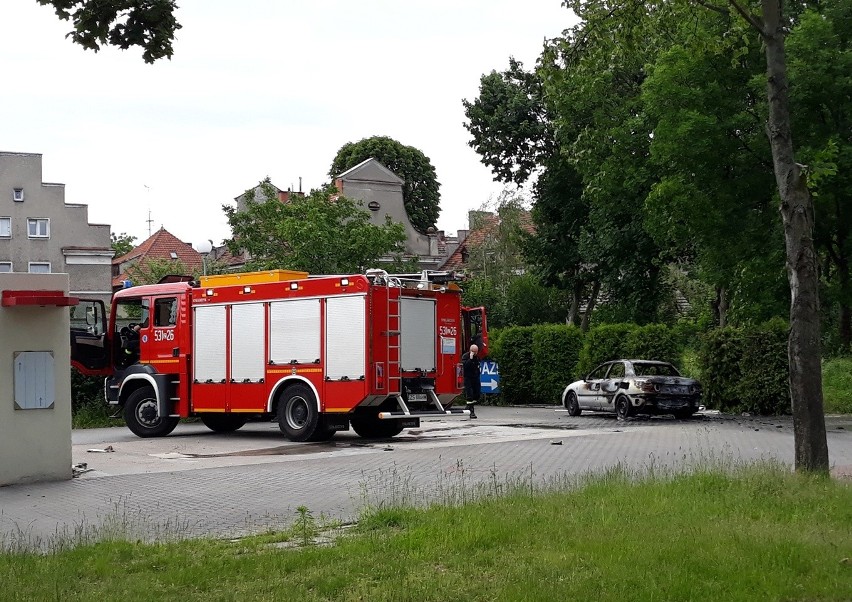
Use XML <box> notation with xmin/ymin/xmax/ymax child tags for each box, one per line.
<box><xmin>194</xmin><ymin>305</ymin><xmax>227</xmax><ymax>383</ymax></box>
<box><xmin>269</xmin><ymin>299</ymin><xmax>321</xmax><ymax>364</ymax></box>
<box><xmin>230</xmin><ymin>302</ymin><xmax>265</xmax><ymax>382</ymax></box>
<box><xmin>400</xmin><ymin>297</ymin><xmax>436</xmax><ymax>371</ymax></box>
<box><xmin>325</xmin><ymin>295</ymin><xmax>366</xmax><ymax>380</ymax></box>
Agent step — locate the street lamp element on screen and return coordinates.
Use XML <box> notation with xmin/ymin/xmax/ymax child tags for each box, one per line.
<box><xmin>194</xmin><ymin>239</ymin><xmax>215</xmax><ymax>276</ymax></box>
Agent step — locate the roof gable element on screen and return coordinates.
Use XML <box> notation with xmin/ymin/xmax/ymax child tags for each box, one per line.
<box><xmin>112</xmin><ymin>227</ymin><xmax>203</xmax><ymax>287</ymax></box>
<box><xmin>335</xmin><ymin>158</ymin><xmax>404</xmax><ymax>185</ymax></box>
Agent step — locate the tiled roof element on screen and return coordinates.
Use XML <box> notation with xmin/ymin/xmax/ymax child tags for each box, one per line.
<box><xmin>440</xmin><ymin>212</ymin><xmax>534</xmax><ymax>271</ymax></box>
<box><xmin>112</xmin><ymin>227</ymin><xmax>203</xmax><ymax>287</ymax></box>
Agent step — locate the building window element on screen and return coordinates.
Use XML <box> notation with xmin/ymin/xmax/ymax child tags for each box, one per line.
<box><xmin>28</xmin><ymin>262</ymin><xmax>50</xmax><ymax>273</ymax></box>
<box><xmin>27</xmin><ymin>218</ymin><xmax>49</xmax><ymax>238</ymax></box>
<box><xmin>0</xmin><ymin>217</ymin><xmax>10</xmax><ymax>237</ymax></box>
<box><xmin>13</xmin><ymin>188</ymin><xmax>24</xmax><ymax>202</ymax></box>
<box><xmin>0</xmin><ymin>262</ymin><xmax>12</xmax><ymax>272</ymax></box>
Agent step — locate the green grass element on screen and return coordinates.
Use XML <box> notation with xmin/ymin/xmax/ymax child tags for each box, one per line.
<box><xmin>71</xmin><ymin>399</ymin><xmax>124</xmax><ymax>429</ymax></box>
<box><xmin>823</xmin><ymin>356</ymin><xmax>852</xmax><ymax>414</ymax></box>
<box><xmin>2</xmin><ymin>464</ymin><xmax>850</xmax><ymax>601</ymax></box>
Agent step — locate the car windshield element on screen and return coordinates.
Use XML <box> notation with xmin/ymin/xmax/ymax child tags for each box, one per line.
<box><xmin>632</xmin><ymin>362</ymin><xmax>680</xmax><ymax>377</ymax></box>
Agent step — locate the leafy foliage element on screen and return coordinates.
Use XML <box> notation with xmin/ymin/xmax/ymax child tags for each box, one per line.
<box><xmin>532</xmin><ymin>325</ymin><xmax>584</xmax><ymax>404</ymax></box>
<box><xmin>224</xmin><ymin>180</ymin><xmax>406</xmax><ymax>274</ymax></box>
<box><xmin>490</xmin><ymin>326</ymin><xmax>536</xmax><ymax>404</ymax></box>
<box><xmin>37</xmin><ymin>0</ymin><xmax>181</xmax><ymax>63</ymax></box>
<box><xmin>462</xmin><ymin>58</ymin><xmax>554</xmax><ymax>186</ymax></box>
<box><xmin>624</xmin><ymin>324</ymin><xmax>680</xmax><ymax>365</ymax></box>
<box><xmin>576</xmin><ymin>323</ymin><xmax>637</xmax><ymax>377</ymax></box>
<box><xmin>110</xmin><ymin>232</ymin><xmax>136</xmax><ymax>257</ymax></box>
<box><xmin>329</xmin><ymin>136</ymin><xmax>440</xmax><ymax>234</ymax></box>
<box><xmin>124</xmin><ymin>257</ymin><xmax>189</xmax><ymax>286</ymax></box>
<box><xmin>699</xmin><ymin>321</ymin><xmax>791</xmax><ymax>415</ymax></box>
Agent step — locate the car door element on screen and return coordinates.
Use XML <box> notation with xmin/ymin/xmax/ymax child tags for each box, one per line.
<box><xmin>599</xmin><ymin>361</ymin><xmax>626</xmax><ymax>413</ymax></box>
<box><xmin>579</xmin><ymin>363</ymin><xmax>610</xmax><ymax>410</ymax></box>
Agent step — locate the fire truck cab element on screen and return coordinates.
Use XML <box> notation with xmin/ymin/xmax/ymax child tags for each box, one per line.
<box><xmin>71</xmin><ymin>269</ymin><xmax>487</xmax><ymax>442</ymax></box>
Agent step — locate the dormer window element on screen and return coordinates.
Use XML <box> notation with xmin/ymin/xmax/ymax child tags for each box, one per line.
<box><xmin>170</xmin><ymin>252</ymin><xmax>178</xmax><ymax>259</ymax></box>
<box><xmin>13</xmin><ymin>188</ymin><xmax>24</xmax><ymax>202</ymax></box>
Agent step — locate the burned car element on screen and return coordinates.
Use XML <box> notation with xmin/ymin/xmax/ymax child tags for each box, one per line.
<box><xmin>561</xmin><ymin>360</ymin><xmax>701</xmax><ymax>420</ymax></box>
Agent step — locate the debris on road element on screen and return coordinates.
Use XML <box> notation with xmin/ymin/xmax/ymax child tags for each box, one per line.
<box><xmin>86</xmin><ymin>445</ymin><xmax>115</xmax><ymax>453</ymax></box>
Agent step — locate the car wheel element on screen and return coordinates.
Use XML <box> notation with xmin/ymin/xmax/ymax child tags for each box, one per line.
<box><xmin>565</xmin><ymin>391</ymin><xmax>582</xmax><ymax>416</ymax></box>
<box><xmin>277</xmin><ymin>384</ymin><xmax>320</xmax><ymax>442</ymax></box>
<box><xmin>123</xmin><ymin>386</ymin><xmax>179</xmax><ymax>438</ymax></box>
<box><xmin>615</xmin><ymin>395</ymin><xmax>633</xmax><ymax>421</ymax></box>
<box><xmin>200</xmin><ymin>413</ymin><xmax>247</xmax><ymax>433</ymax></box>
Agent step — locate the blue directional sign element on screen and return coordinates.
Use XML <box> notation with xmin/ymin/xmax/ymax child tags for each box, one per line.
<box><xmin>480</xmin><ymin>360</ymin><xmax>500</xmax><ymax>394</ymax></box>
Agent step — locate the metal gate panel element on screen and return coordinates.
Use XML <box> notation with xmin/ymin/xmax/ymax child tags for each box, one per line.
<box><xmin>193</xmin><ymin>305</ymin><xmax>227</xmax><ymax>382</ymax></box>
<box><xmin>230</xmin><ymin>303</ymin><xmax>265</xmax><ymax>382</ymax></box>
<box><xmin>325</xmin><ymin>295</ymin><xmax>365</xmax><ymax>380</ymax></box>
<box><xmin>269</xmin><ymin>299</ymin><xmax>321</xmax><ymax>364</ymax></box>
<box><xmin>400</xmin><ymin>297</ymin><xmax>436</xmax><ymax>371</ymax></box>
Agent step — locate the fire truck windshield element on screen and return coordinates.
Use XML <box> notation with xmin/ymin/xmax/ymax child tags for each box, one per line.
<box><xmin>114</xmin><ymin>297</ymin><xmax>149</xmax><ymax>332</ymax></box>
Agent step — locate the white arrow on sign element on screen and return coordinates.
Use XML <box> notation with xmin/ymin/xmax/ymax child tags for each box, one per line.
<box><xmin>481</xmin><ymin>378</ymin><xmax>499</xmax><ymax>391</ymax></box>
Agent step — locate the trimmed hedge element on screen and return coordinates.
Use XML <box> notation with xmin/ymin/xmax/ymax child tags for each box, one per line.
<box><xmin>576</xmin><ymin>323</ymin><xmax>637</xmax><ymax>377</ymax></box>
<box><xmin>491</xmin><ymin>326</ymin><xmax>537</xmax><ymax>405</ymax></box>
<box><xmin>532</xmin><ymin>325</ymin><xmax>584</xmax><ymax>405</ymax></box>
<box><xmin>486</xmin><ymin>319</ymin><xmax>794</xmax><ymax>415</ymax></box>
<box><xmin>735</xmin><ymin>319</ymin><xmax>790</xmax><ymax>415</ymax></box>
<box><xmin>699</xmin><ymin>320</ymin><xmax>791</xmax><ymax>415</ymax></box>
<box><xmin>625</xmin><ymin>324</ymin><xmax>680</xmax><ymax>365</ymax></box>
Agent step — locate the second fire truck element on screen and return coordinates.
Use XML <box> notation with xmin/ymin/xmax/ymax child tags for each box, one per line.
<box><xmin>71</xmin><ymin>269</ymin><xmax>487</xmax><ymax>441</ymax></box>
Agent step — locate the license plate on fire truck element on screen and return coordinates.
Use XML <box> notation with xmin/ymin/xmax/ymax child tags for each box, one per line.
<box><xmin>408</xmin><ymin>393</ymin><xmax>427</xmax><ymax>402</ymax></box>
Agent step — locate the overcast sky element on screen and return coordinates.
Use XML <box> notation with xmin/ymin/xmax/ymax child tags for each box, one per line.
<box><xmin>3</xmin><ymin>0</ymin><xmax>576</xmax><ymax>249</ymax></box>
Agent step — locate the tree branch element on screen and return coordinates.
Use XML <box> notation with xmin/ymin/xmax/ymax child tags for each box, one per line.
<box><xmin>692</xmin><ymin>0</ymin><xmax>730</xmax><ymax>16</ymax></box>
<box><xmin>727</xmin><ymin>0</ymin><xmax>766</xmax><ymax>35</ymax></box>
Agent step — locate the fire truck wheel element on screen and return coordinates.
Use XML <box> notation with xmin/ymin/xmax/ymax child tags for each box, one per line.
<box><xmin>199</xmin><ymin>414</ymin><xmax>248</xmax><ymax>433</ymax></box>
<box><xmin>277</xmin><ymin>384</ymin><xmax>320</xmax><ymax>442</ymax></box>
<box><xmin>123</xmin><ymin>386</ymin><xmax>179</xmax><ymax>438</ymax></box>
<box><xmin>350</xmin><ymin>416</ymin><xmax>404</xmax><ymax>439</ymax></box>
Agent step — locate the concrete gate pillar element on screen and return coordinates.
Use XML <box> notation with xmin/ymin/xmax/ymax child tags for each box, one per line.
<box><xmin>0</xmin><ymin>273</ymin><xmax>77</xmax><ymax>485</ymax></box>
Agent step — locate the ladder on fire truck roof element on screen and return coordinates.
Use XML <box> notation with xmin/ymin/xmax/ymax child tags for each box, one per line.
<box><xmin>365</xmin><ymin>268</ymin><xmax>461</xmax><ymax>290</ymax></box>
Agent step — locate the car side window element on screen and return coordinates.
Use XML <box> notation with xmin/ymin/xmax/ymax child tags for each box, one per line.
<box><xmin>607</xmin><ymin>363</ymin><xmax>625</xmax><ymax>378</ymax></box>
<box><xmin>588</xmin><ymin>364</ymin><xmax>609</xmax><ymax>379</ymax></box>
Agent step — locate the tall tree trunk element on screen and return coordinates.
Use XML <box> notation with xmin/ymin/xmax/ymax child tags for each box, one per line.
<box><xmin>838</xmin><ymin>257</ymin><xmax>851</xmax><ymax>351</ymax></box>
<box><xmin>760</xmin><ymin>0</ymin><xmax>829</xmax><ymax>473</ymax></box>
<box><xmin>567</xmin><ymin>279</ymin><xmax>582</xmax><ymax>326</ymax></box>
<box><xmin>716</xmin><ymin>287</ymin><xmax>729</xmax><ymax>328</ymax></box>
<box><xmin>580</xmin><ymin>279</ymin><xmax>601</xmax><ymax>332</ymax></box>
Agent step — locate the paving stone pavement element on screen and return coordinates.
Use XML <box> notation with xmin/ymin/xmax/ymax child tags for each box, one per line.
<box><xmin>1</xmin><ymin>406</ymin><xmax>850</xmax><ymax>549</ymax></box>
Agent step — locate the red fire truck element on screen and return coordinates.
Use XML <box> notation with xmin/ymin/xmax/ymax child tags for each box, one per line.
<box><xmin>70</xmin><ymin>269</ymin><xmax>487</xmax><ymax>441</ymax></box>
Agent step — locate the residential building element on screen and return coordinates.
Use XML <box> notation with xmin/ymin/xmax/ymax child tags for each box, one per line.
<box><xmin>334</xmin><ymin>158</ymin><xmax>450</xmax><ymax>270</ymax></box>
<box><xmin>441</xmin><ymin>210</ymin><xmax>534</xmax><ymax>273</ymax></box>
<box><xmin>112</xmin><ymin>227</ymin><xmax>202</xmax><ymax>290</ymax></box>
<box><xmin>0</xmin><ymin>151</ymin><xmax>113</xmax><ymax>305</ymax></box>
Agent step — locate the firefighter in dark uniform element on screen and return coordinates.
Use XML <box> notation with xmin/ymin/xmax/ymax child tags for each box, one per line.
<box><xmin>462</xmin><ymin>344</ymin><xmax>481</xmax><ymax>419</ymax></box>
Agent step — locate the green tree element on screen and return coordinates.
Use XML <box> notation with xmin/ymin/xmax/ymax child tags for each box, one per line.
<box><xmin>111</xmin><ymin>232</ymin><xmax>136</xmax><ymax>257</ymax></box>
<box><xmin>329</xmin><ymin>136</ymin><xmax>441</xmax><ymax>234</ymax></box>
<box><xmin>640</xmin><ymin>15</ymin><xmax>787</xmax><ymax>326</ymax></box>
<box><xmin>787</xmin><ymin>0</ymin><xmax>852</xmax><ymax>351</ymax></box>
<box><xmin>37</xmin><ymin>0</ymin><xmax>180</xmax><ymax>63</ymax></box>
<box><xmin>538</xmin><ymin>1</ymin><xmax>668</xmax><ymax>324</ymax></box>
<box><xmin>462</xmin><ymin>58</ymin><xmax>554</xmax><ymax>186</ymax></box>
<box><xmin>124</xmin><ymin>257</ymin><xmax>188</xmax><ymax>286</ymax></box>
<box><xmin>224</xmin><ymin>180</ymin><xmax>406</xmax><ymax>274</ymax></box>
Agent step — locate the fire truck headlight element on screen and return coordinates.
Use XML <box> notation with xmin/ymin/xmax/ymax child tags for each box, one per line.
<box><xmin>206</xmin><ymin>289</ymin><xmax>214</xmax><ymax>296</ymax></box>
<box><xmin>290</xmin><ymin>282</ymin><xmax>299</xmax><ymax>290</ymax></box>
<box><xmin>243</xmin><ymin>286</ymin><xmax>252</xmax><ymax>294</ymax></box>
<box><xmin>341</xmin><ymin>278</ymin><xmax>349</xmax><ymax>287</ymax></box>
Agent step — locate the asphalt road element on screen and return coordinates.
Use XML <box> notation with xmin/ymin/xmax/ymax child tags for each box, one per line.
<box><xmin>2</xmin><ymin>406</ymin><xmax>850</xmax><ymax>549</ymax></box>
